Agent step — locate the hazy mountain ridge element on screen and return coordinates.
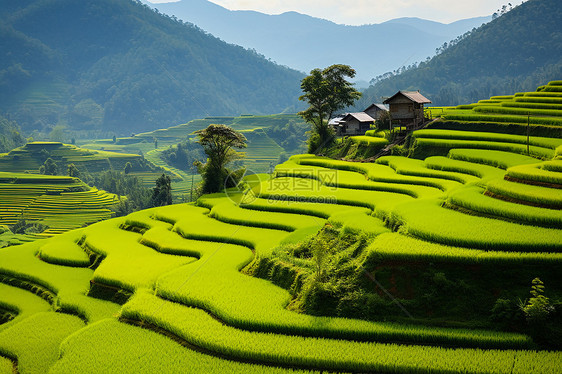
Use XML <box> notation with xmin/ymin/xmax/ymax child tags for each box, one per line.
<box><xmin>0</xmin><ymin>0</ymin><xmax>304</xmax><ymax>136</ymax></box>
<box><xmin>144</xmin><ymin>0</ymin><xmax>491</xmax><ymax>82</ymax></box>
<box><xmin>356</xmin><ymin>0</ymin><xmax>562</xmax><ymax>108</ymax></box>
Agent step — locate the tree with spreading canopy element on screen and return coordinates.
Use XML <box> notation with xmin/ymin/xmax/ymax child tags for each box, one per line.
<box><xmin>298</xmin><ymin>64</ymin><xmax>362</xmax><ymax>153</ymax></box>
<box><xmin>151</xmin><ymin>173</ymin><xmax>172</xmax><ymax>207</ymax></box>
<box><xmin>194</xmin><ymin>124</ymin><xmax>247</xmax><ymax>194</ymax></box>
<box><xmin>39</xmin><ymin>158</ymin><xmax>58</xmax><ymax>175</ymax></box>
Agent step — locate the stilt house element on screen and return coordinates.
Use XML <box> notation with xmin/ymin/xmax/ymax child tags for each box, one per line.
<box><xmin>383</xmin><ymin>91</ymin><xmax>431</xmax><ymax>130</ymax></box>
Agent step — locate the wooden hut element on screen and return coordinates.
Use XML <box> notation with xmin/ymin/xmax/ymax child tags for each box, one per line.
<box><xmin>383</xmin><ymin>91</ymin><xmax>431</xmax><ymax>130</ymax></box>
<box><xmin>336</xmin><ymin>112</ymin><xmax>375</xmax><ymax>136</ymax></box>
<box><xmin>364</xmin><ymin>103</ymin><xmax>389</xmax><ymax>120</ymax></box>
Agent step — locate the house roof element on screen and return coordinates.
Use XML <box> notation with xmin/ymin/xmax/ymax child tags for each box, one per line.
<box><xmin>342</xmin><ymin>112</ymin><xmax>375</xmax><ymax>123</ymax></box>
<box><xmin>383</xmin><ymin>91</ymin><xmax>432</xmax><ymax>104</ymax></box>
<box><xmin>328</xmin><ymin>114</ymin><xmax>347</xmax><ymax>126</ymax></box>
<box><xmin>364</xmin><ymin>103</ymin><xmax>389</xmax><ymax>112</ymax></box>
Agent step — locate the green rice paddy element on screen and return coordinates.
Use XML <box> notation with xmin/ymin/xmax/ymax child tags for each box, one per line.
<box><xmin>0</xmin><ymin>83</ymin><xmax>561</xmax><ymax>373</ymax></box>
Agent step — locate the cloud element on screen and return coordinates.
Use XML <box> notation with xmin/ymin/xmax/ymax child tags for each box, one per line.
<box><xmin>207</xmin><ymin>0</ymin><xmax>518</xmax><ymax>24</ymax></box>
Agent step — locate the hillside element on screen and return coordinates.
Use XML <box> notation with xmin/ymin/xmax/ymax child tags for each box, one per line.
<box><xmin>0</xmin><ymin>0</ymin><xmax>304</xmax><ymax>136</ymax></box>
<box><xmin>145</xmin><ymin>0</ymin><xmax>491</xmax><ymax>83</ymax></box>
<box><xmin>357</xmin><ymin>0</ymin><xmax>562</xmax><ymax>107</ymax></box>
<box><xmin>0</xmin><ymin>172</ymin><xmax>117</xmax><ymax>241</ymax></box>
<box><xmin>80</xmin><ymin>114</ymin><xmax>309</xmax><ymax>200</ymax></box>
<box><xmin>0</xmin><ymin>82</ymin><xmax>560</xmax><ymax>372</ymax></box>
<box><xmin>0</xmin><ymin>116</ymin><xmax>25</xmax><ymax>153</ymax></box>
<box><xmin>0</xmin><ymin>142</ymin><xmax>153</xmax><ymax>175</ymax></box>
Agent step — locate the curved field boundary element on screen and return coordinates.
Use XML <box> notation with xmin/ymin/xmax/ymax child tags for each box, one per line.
<box><xmin>413</xmin><ymin>138</ymin><xmax>554</xmax><ymax>159</ymax></box>
<box><xmin>506</xmin><ymin>161</ymin><xmax>562</xmax><ymax>186</ymax></box>
<box><xmin>412</xmin><ymin>129</ymin><xmax>562</xmax><ymax>150</ymax></box>
<box><xmin>424</xmin><ymin>156</ymin><xmax>506</xmax><ymax>180</ymax></box>
<box><xmin>120</xmin><ymin>291</ymin><xmax>559</xmax><ymax>374</ymax></box>
<box><xmin>447</xmin><ymin>186</ymin><xmax>562</xmax><ymax>228</ymax></box>
<box><xmin>486</xmin><ymin>179</ymin><xmax>562</xmax><ymax>209</ymax></box>
<box><xmin>293</xmin><ymin>157</ymin><xmax>458</xmax><ymax>193</ymax></box>
<box><xmin>391</xmin><ymin>199</ymin><xmax>562</xmax><ymax>252</ymax></box>
<box><xmin>448</xmin><ymin>149</ymin><xmax>541</xmax><ymax>169</ymax></box>
<box><xmin>51</xmin><ymin>318</ymin><xmax>318</xmax><ymax>374</ymax></box>
<box><xmin>365</xmin><ymin>232</ymin><xmax>562</xmax><ymax>265</ymax></box>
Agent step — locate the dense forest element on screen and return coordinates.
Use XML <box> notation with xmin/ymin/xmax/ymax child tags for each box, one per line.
<box><xmin>0</xmin><ymin>0</ymin><xmax>304</xmax><ymax>137</ymax></box>
<box><xmin>356</xmin><ymin>0</ymin><xmax>562</xmax><ymax>108</ymax></box>
<box><xmin>0</xmin><ymin>115</ymin><xmax>26</xmax><ymax>153</ymax></box>
<box><xmin>160</xmin><ymin>140</ymin><xmax>205</xmax><ymax>172</ymax></box>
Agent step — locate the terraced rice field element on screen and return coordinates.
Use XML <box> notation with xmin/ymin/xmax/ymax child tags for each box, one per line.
<box><xmin>1</xmin><ymin>82</ymin><xmax>561</xmax><ymax>372</ymax></box>
<box><xmin>82</xmin><ymin>114</ymin><xmax>306</xmax><ymax>199</ymax></box>
<box><xmin>1</xmin><ymin>116</ymin><xmax>561</xmax><ymax>372</ymax></box>
<box><xmin>0</xmin><ymin>142</ymin><xmax>144</xmax><ymax>174</ymax></box>
<box><xmin>0</xmin><ymin>172</ymin><xmax>117</xmax><ymax>237</ymax></box>
<box><xmin>425</xmin><ymin>81</ymin><xmax>562</xmax><ymax>131</ymax></box>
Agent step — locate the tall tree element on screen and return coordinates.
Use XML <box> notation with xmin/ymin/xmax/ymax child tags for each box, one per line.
<box><xmin>39</xmin><ymin>158</ymin><xmax>58</xmax><ymax>175</ymax></box>
<box><xmin>67</xmin><ymin>163</ymin><xmax>80</xmax><ymax>178</ymax></box>
<box><xmin>194</xmin><ymin>124</ymin><xmax>247</xmax><ymax>194</ymax></box>
<box><xmin>298</xmin><ymin>64</ymin><xmax>361</xmax><ymax>153</ymax></box>
<box><xmin>151</xmin><ymin>174</ymin><xmax>172</xmax><ymax>207</ymax></box>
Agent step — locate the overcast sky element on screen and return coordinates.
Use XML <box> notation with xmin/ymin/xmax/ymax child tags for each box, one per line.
<box><xmin>149</xmin><ymin>0</ymin><xmax>524</xmax><ymax>24</ymax></box>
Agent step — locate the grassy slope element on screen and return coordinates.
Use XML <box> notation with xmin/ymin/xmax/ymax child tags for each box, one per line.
<box><xmin>0</xmin><ymin>86</ymin><xmax>561</xmax><ymax>372</ymax></box>
<box><xmin>82</xmin><ymin>114</ymin><xmax>306</xmax><ymax>199</ymax></box>
<box><xmin>0</xmin><ymin>172</ymin><xmax>117</xmax><ymax>239</ymax></box>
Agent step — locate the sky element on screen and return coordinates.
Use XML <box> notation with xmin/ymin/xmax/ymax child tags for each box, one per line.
<box><xmin>149</xmin><ymin>0</ymin><xmax>523</xmax><ymax>25</ymax></box>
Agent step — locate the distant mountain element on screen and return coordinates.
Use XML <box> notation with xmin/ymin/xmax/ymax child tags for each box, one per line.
<box><xmin>0</xmin><ymin>0</ymin><xmax>304</xmax><ymax>136</ymax></box>
<box><xmin>357</xmin><ymin>0</ymin><xmax>562</xmax><ymax>107</ymax></box>
<box><xmin>144</xmin><ymin>0</ymin><xmax>491</xmax><ymax>82</ymax></box>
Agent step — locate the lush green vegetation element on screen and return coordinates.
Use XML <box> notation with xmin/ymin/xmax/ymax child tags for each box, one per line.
<box><xmin>80</xmin><ymin>114</ymin><xmax>310</xmax><ymax>203</ymax></box>
<box><xmin>357</xmin><ymin>0</ymin><xmax>562</xmax><ymax>108</ymax></box>
<box><xmin>0</xmin><ymin>83</ymin><xmax>561</xmax><ymax>372</ymax></box>
<box><xmin>0</xmin><ymin>0</ymin><xmax>303</xmax><ymax>137</ymax></box>
<box><xmin>0</xmin><ymin>116</ymin><xmax>25</xmax><ymax>154</ymax></box>
<box><xmin>0</xmin><ymin>172</ymin><xmax>117</xmax><ymax>237</ymax></box>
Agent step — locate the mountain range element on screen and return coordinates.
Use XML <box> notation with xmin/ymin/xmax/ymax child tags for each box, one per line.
<box><xmin>144</xmin><ymin>0</ymin><xmax>491</xmax><ymax>83</ymax></box>
<box><xmin>355</xmin><ymin>0</ymin><xmax>562</xmax><ymax>108</ymax></box>
<box><xmin>0</xmin><ymin>0</ymin><xmax>304</xmax><ymax>136</ymax></box>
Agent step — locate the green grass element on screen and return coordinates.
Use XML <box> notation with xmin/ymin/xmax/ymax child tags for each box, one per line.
<box><xmin>274</xmin><ymin>160</ymin><xmax>445</xmax><ymax>198</ymax></box>
<box><xmin>37</xmin><ymin>238</ymin><xmax>90</xmax><ymax>267</ymax></box>
<box><xmin>413</xmin><ymin>138</ymin><xmax>554</xmax><ymax>159</ymax></box>
<box><xmin>0</xmin><ymin>283</ymin><xmax>51</xmax><ymax>333</ymax></box>
<box><xmin>205</xmin><ymin>195</ymin><xmax>326</xmax><ymax>232</ymax></box>
<box><xmin>377</xmin><ymin>156</ymin><xmax>479</xmax><ymax>184</ymax></box>
<box><xmin>84</xmin><ymin>216</ymin><xmax>196</xmax><ymax>291</ymax></box>
<box><xmin>121</xmin><ymin>291</ymin><xmax>556</xmax><ymax>374</ymax></box>
<box><xmin>423</xmin><ymin>156</ymin><xmax>506</xmax><ymax>180</ymax></box>
<box><xmin>425</xmin><ymin>82</ymin><xmax>562</xmax><ymax>129</ymax></box>
<box><xmin>0</xmin><ymin>312</ymin><xmax>85</xmax><ymax>374</ymax></box>
<box><xmin>366</xmin><ymin>232</ymin><xmax>562</xmax><ymax>265</ymax></box>
<box><xmin>294</xmin><ymin>156</ymin><xmax>460</xmax><ymax>193</ymax></box>
<box><xmin>391</xmin><ymin>199</ymin><xmax>562</xmax><ymax>251</ymax></box>
<box><xmin>0</xmin><ymin>229</ymin><xmax>121</xmax><ymax>323</ymax></box>
<box><xmin>0</xmin><ymin>172</ymin><xmax>117</xmax><ymax>236</ymax></box>
<box><xmin>349</xmin><ymin>135</ymin><xmax>388</xmax><ymax>147</ymax></box>
<box><xmin>506</xmin><ymin>160</ymin><xmax>562</xmax><ymax>185</ymax></box>
<box><xmin>448</xmin><ymin>149</ymin><xmax>541</xmax><ymax>169</ymax></box>
<box><xmin>1</xmin><ymin>96</ymin><xmax>562</xmax><ymax>373</ymax></box>
<box><xmin>412</xmin><ymin>129</ymin><xmax>562</xmax><ymax>150</ymax></box>
<box><xmin>447</xmin><ymin>185</ymin><xmax>562</xmax><ymax>227</ymax></box>
<box><xmin>51</xmin><ymin>318</ymin><xmax>318</xmax><ymax>374</ymax></box>
<box><xmin>0</xmin><ymin>356</ymin><xmax>11</xmax><ymax>374</ymax></box>
<box><xmin>486</xmin><ymin>178</ymin><xmax>562</xmax><ymax>208</ymax></box>
<box><xmin>259</xmin><ymin>176</ymin><xmax>415</xmax><ymax>219</ymax></box>
<box><xmin>240</xmin><ymin>197</ymin><xmax>372</xmax><ymax>219</ymax></box>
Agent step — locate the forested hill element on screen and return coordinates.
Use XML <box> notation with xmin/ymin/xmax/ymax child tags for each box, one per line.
<box><xmin>356</xmin><ymin>0</ymin><xmax>562</xmax><ymax>108</ymax></box>
<box><xmin>0</xmin><ymin>0</ymin><xmax>304</xmax><ymax>136</ymax></box>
